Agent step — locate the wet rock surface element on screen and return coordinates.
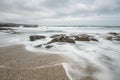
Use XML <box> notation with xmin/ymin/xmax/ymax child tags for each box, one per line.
<box><xmin>74</xmin><ymin>34</ymin><xmax>98</xmax><ymax>42</ymax></box>
<box><xmin>106</xmin><ymin>32</ymin><xmax>120</xmax><ymax>41</ymax></box>
<box><xmin>108</xmin><ymin>32</ymin><xmax>119</xmax><ymax>36</ymax></box>
<box><xmin>45</xmin><ymin>45</ymin><xmax>53</xmax><ymax>49</ymax></box>
<box><xmin>49</xmin><ymin>34</ymin><xmax>75</xmax><ymax>44</ymax></box>
<box><xmin>33</xmin><ymin>34</ymin><xmax>99</xmax><ymax>49</ymax></box>
<box><xmin>29</xmin><ymin>35</ymin><xmax>46</xmax><ymax>41</ymax></box>
<box><xmin>35</xmin><ymin>44</ymin><xmax>42</xmax><ymax>48</ymax></box>
<box><xmin>35</xmin><ymin>44</ymin><xmax>53</xmax><ymax>49</ymax></box>
<box><xmin>29</xmin><ymin>33</ymin><xmax>120</xmax><ymax>49</ymax></box>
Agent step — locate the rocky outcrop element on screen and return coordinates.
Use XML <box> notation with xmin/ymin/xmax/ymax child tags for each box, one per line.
<box><xmin>74</xmin><ymin>34</ymin><xmax>98</xmax><ymax>42</ymax></box>
<box><xmin>115</xmin><ymin>36</ymin><xmax>120</xmax><ymax>41</ymax></box>
<box><xmin>107</xmin><ymin>36</ymin><xmax>120</xmax><ymax>41</ymax></box>
<box><xmin>48</xmin><ymin>34</ymin><xmax>75</xmax><ymax>44</ymax></box>
<box><xmin>33</xmin><ymin>34</ymin><xmax>100</xmax><ymax>49</ymax></box>
<box><xmin>106</xmin><ymin>32</ymin><xmax>120</xmax><ymax>41</ymax></box>
<box><xmin>29</xmin><ymin>35</ymin><xmax>46</xmax><ymax>41</ymax></box>
<box><xmin>108</xmin><ymin>32</ymin><xmax>119</xmax><ymax>36</ymax></box>
<box><xmin>48</xmin><ymin>34</ymin><xmax>98</xmax><ymax>44</ymax></box>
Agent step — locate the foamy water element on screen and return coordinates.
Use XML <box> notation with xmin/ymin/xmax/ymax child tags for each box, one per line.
<box><xmin>0</xmin><ymin>26</ymin><xmax>120</xmax><ymax>80</ymax></box>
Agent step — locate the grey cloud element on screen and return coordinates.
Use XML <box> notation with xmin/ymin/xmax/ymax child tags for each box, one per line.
<box><xmin>41</xmin><ymin>0</ymin><xmax>72</xmax><ymax>8</ymax></box>
<box><xmin>0</xmin><ymin>0</ymin><xmax>120</xmax><ymax>25</ymax></box>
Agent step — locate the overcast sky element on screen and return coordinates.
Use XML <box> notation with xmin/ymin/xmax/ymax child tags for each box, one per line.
<box><xmin>0</xmin><ymin>0</ymin><xmax>120</xmax><ymax>25</ymax></box>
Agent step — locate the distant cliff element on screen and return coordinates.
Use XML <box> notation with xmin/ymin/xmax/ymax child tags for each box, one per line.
<box><xmin>0</xmin><ymin>22</ymin><xmax>38</xmax><ymax>27</ymax></box>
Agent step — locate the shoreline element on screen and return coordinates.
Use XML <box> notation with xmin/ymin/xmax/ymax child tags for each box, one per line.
<box><xmin>0</xmin><ymin>44</ymin><xmax>70</xmax><ymax>80</ymax></box>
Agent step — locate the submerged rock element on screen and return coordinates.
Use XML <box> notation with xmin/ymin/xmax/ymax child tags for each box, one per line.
<box><xmin>106</xmin><ymin>35</ymin><xmax>120</xmax><ymax>41</ymax></box>
<box><xmin>48</xmin><ymin>34</ymin><xmax>75</xmax><ymax>44</ymax></box>
<box><xmin>90</xmin><ymin>38</ymin><xmax>99</xmax><ymax>42</ymax></box>
<box><xmin>49</xmin><ymin>34</ymin><xmax>98</xmax><ymax>44</ymax></box>
<box><xmin>106</xmin><ymin>36</ymin><xmax>113</xmax><ymax>40</ymax></box>
<box><xmin>106</xmin><ymin>32</ymin><xmax>120</xmax><ymax>41</ymax></box>
<box><xmin>108</xmin><ymin>32</ymin><xmax>119</xmax><ymax>36</ymax></box>
<box><xmin>29</xmin><ymin>35</ymin><xmax>46</xmax><ymax>41</ymax></box>
<box><xmin>114</xmin><ymin>36</ymin><xmax>120</xmax><ymax>41</ymax></box>
<box><xmin>45</xmin><ymin>45</ymin><xmax>53</xmax><ymax>49</ymax></box>
<box><xmin>35</xmin><ymin>44</ymin><xmax>53</xmax><ymax>49</ymax></box>
<box><xmin>34</xmin><ymin>44</ymin><xmax>42</xmax><ymax>48</ymax></box>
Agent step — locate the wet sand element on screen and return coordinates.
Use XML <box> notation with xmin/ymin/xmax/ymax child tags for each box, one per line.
<box><xmin>0</xmin><ymin>45</ymin><xmax>69</xmax><ymax>80</ymax></box>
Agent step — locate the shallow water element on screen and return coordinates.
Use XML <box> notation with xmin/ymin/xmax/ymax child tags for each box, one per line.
<box><xmin>0</xmin><ymin>26</ymin><xmax>120</xmax><ymax>80</ymax></box>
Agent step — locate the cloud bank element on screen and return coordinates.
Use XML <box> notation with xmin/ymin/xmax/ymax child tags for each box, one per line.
<box><xmin>0</xmin><ymin>0</ymin><xmax>120</xmax><ymax>25</ymax></box>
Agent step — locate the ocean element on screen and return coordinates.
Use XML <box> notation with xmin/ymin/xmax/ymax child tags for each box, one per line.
<box><xmin>0</xmin><ymin>26</ymin><xmax>120</xmax><ymax>80</ymax></box>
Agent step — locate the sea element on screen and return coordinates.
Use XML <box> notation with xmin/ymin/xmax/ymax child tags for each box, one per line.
<box><xmin>0</xmin><ymin>25</ymin><xmax>120</xmax><ymax>80</ymax></box>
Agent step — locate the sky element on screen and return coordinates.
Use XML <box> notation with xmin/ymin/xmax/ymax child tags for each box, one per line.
<box><xmin>0</xmin><ymin>0</ymin><xmax>120</xmax><ymax>26</ymax></box>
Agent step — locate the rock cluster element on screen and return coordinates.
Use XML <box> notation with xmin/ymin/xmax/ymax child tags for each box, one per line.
<box><xmin>31</xmin><ymin>34</ymin><xmax>99</xmax><ymax>49</ymax></box>
<box><xmin>107</xmin><ymin>32</ymin><xmax>120</xmax><ymax>41</ymax></box>
<box><xmin>49</xmin><ymin>34</ymin><xmax>99</xmax><ymax>44</ymax></box>
<box><xmin>48</xmin><ymin>34</ymin><xmax>75</xmax><ymax>44</ymax></box>
<box><xmin>29</xmin><ymin>34</ymin><xmax>98</xmax><ymax>49</ymax></box>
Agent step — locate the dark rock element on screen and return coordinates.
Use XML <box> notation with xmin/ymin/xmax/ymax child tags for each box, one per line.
<box><xmin>45</xmin><ymin>45</ymin><xmax>53</xmax><ymax>49</ymax></box>
<box><xmin>106</xmin><ymin>35</ymin><xmax>120</xmax><ymax>41</ymax></box>
<box><xmin>106</xmin><ymin>32</ymin><xmax>120</xmax><ymax>41</ymax></box>
<box><xmin>74</xmin><ymin>34</ymin><xmax>98</xmax><ymax>42</ymax></box>
<box><xmin>74</xmin><ymin>34</ymin><xmax>90</xmax><ymax>41</ymax></box>
<box><xmin>108</xmin><ymin>32</ymin><xmax>119</xmax><ymax>36</ymax></box>
<box><xmin>35</xmin><ymin>44</ymin><xmax>42</xmax><ymax>48</ymax></box>
<box><xmin>114</xmin><ymin>36</ymin><xmax>120</xmax><ymax>41</ymax></box>
<box><xmin>49</xmin><ymin>34</ymin><xmax>75</xmax><ymax>44</ymax></box>
<box><xmin>75</xmin><ymin>36</ymin><xmax>90</xmax><ymax>41</ymax></box>
<box><xmin>106</xmin><ymin>36</ymin><xmax>113</xmax><ymax>40</ymax></box>
<box><xmin>29</xmin><ymin>35</ymin><xmax>46</xmax><ymax>41</ymax></box>
<box><xmin>90</xmin><ymin>38</ymin><xmax>99</xmax><ymax>42</ymax></box>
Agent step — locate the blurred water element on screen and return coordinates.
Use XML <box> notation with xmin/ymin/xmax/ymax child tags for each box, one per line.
<box><xmin>0</xmin><ymin>26</ymin><xmax>120</xmax><ymax>80</ymax></box>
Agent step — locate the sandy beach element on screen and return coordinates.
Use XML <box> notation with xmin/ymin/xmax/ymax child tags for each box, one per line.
<box><xmin>0</xmin><ymin>45</ymin><xmax>69</xmax><ymax>80</ymax></box>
